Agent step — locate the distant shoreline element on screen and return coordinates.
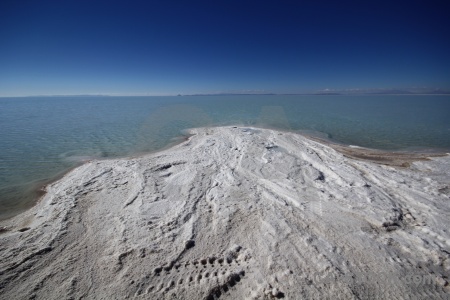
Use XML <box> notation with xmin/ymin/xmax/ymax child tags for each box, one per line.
<box><xmin>2</xmin><ymin>91</ymin><xmax>450</xmax><ymax>98</ymax></box>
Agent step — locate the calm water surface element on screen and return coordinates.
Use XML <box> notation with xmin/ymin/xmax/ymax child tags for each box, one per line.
<box><xmin>1</xmin><ymin>95</ymin><xmax>449</xmax><ymax>219</ymax></box>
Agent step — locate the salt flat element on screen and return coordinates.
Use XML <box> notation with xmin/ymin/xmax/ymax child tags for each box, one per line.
<box><xmin>0</xmin><ymin>126</ymin><xmax>449</xmax><ymax>299</ymax></box>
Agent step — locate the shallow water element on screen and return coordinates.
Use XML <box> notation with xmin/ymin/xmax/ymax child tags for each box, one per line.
<box><xmin>1</xmin><ymin>95</ymin><xmax>449</xmax><ymax>219</ymax></box>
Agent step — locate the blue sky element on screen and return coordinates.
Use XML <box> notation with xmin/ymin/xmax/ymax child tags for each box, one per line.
<box><xmin>1</xmin><ymin>0</ymin><xmax>449</xmax><ymax>96</ymax></box>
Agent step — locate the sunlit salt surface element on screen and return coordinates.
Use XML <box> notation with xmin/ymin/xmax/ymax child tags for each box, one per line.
<box><xmin>0</xmin><ymin>95</ymin><xmax>449</xmax><ymax>219</ymax></box>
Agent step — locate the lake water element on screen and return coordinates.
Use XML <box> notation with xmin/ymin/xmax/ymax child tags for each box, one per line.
<box><xmin>1</xmin><ymin>95</ymin><xmax>449</xmax><ymax>219</ymax></box>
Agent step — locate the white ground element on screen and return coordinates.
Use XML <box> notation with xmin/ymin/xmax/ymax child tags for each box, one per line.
<box><xmin>1</xmin><ymin>126</ymin><xmax>449</xmax><ymax>299</ymax></box>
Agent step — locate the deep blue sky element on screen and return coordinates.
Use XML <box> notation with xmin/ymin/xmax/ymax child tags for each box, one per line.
<box><xmin>1</xmin><ymin>0</ymin><xmax>449</xmax><ymax>96</ymax></box>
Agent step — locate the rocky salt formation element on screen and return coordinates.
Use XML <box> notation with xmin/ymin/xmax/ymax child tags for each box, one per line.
<box><xmin>0</xmin><ymin>126</ymin><xmax>449</xmax><ymax>299</ymax></box>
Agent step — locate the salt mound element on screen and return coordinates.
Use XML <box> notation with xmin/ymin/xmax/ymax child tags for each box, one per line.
<box><xmin>1</xmin><ymin>126</ymin><xmax>449</xmax><ymax>299</ymax></box>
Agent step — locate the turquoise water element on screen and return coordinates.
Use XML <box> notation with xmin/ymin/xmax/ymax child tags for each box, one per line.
<box><xmin>1</xmin><ymin>95</ymin><xmax>449</xmax><ymax>219</ymax></box>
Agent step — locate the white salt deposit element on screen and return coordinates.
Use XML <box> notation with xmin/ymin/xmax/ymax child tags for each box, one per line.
<box><xmin>1</xmin><ymin>127</ymin><xmax>449</xmax><ymax>299</ymax></box>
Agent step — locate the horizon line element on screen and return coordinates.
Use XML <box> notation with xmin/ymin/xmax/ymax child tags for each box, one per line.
<box><xmin>1</xmin><ymin>87</ymin><xmax>449</xmax><ymax>98</ymax></box>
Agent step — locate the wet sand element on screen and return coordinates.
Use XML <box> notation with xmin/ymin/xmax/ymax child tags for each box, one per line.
<box><xmin>305</xmin><ymin>134</ymin><xmax>447</xmax><ymax>167</ymax></box>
